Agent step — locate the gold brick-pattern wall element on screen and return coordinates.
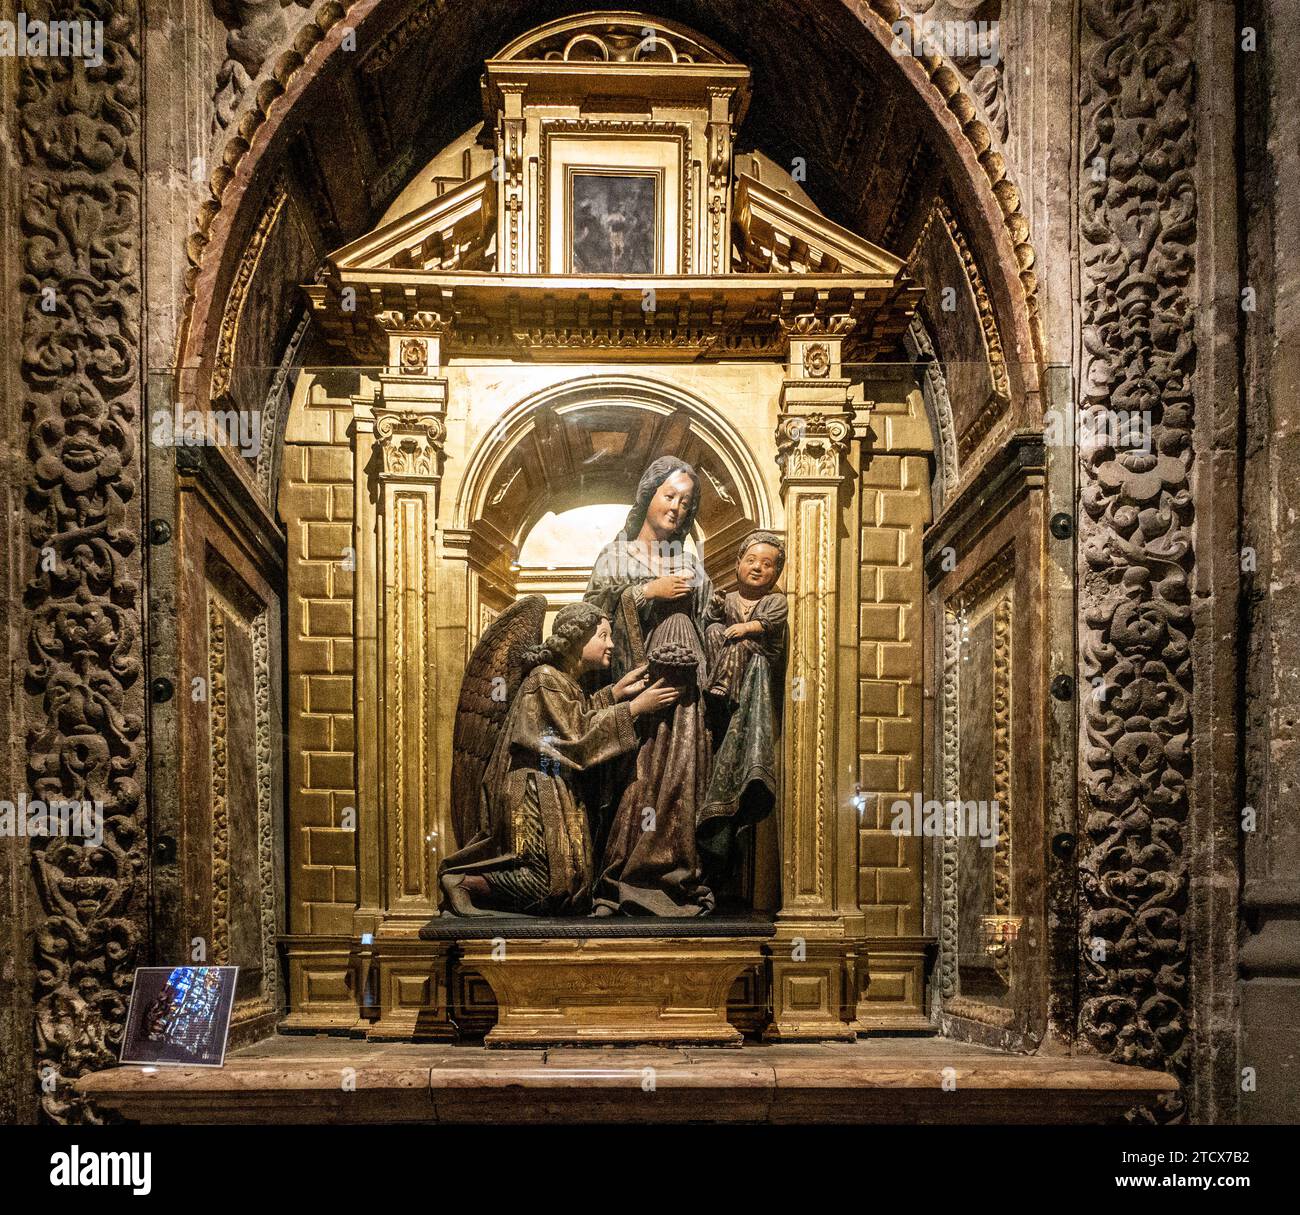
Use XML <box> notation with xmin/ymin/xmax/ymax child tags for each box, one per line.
<box><xmin>857</xmin><ymin>451</ymin><xmax>930</xmax><ymax>937</ymax></box>
<box><xmin>280</xmin><ymin>395</ymin><xmax>357</xmax><ymax>935</ymax></box>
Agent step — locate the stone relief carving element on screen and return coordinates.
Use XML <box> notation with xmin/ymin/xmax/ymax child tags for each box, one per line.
<box><xmin>187</xmin><ymin>0</ymin><xmax>350</xmax><ymax>296</ymax></box>
<box><xmin>867</xmin><ymin>0</ymin><xmax>1035</xmax><ymax>346</ymax></box>
<box><xmin>1078</xmin><ymin>0</ymin><xmax>1196</xmax><ymax>1121</ymax></box>
<box><xmin>19</xmin><ymin>0</ymin><xmax>147</xmax><ymax>1123</ymax></box>
<box><xmin>212</xmin><ymin>0</ymin><xmax>315</xmax><ymax>131</ymax></box>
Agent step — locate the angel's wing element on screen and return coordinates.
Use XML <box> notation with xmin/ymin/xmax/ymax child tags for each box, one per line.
<box><xmin>450</xmin><ymin>595</ymin><xmax>547</xmax><ymax>846</ymax></box>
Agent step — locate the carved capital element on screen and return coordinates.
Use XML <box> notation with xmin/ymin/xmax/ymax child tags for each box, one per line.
<box><xmin>776</xmin><ymin>411</ymin><xmax>854</xmax><ymax>482</ymax></box>
<box><xmin>374</xmin><ymin>409</ymin><xmax>447</xmax><ymax>479</ymax></box>
<box><xmin>374</xmin><ymin>309</ymin><xmax>453</xmax><ymax>336</ymax></box>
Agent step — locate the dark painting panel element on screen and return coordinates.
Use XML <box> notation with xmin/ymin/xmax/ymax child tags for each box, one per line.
<box><xmin>570</xmin><ymin>174</ymin><xmax>657</xmax><ymax>273</ymax></box>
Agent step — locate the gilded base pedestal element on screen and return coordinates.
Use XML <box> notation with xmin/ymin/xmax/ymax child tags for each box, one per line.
<box><xmin>459</xmin><ymin>937</ymin><xmax>765</xmax><ymax>1047</ymax></box>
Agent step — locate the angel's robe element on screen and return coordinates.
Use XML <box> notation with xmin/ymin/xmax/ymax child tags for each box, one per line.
<box><xmin>441</xmin><ymin>664</ymin><xmax>637</xmax><ymax>915</ymax></box>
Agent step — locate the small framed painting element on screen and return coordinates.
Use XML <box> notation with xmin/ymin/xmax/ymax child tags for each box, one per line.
<box><xmin>568</xmin><ymin>171</ymin><xmax>659</xmax><ymax>274</ymax></box>
<box><xmin>120</xmin><ymin>966</ymin><xmax>239</xmax><ymax>1067</ymax></box>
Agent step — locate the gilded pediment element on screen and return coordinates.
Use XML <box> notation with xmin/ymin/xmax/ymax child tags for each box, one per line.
<box><xmin>731</xmin><ymin>175</ymin><xmax>908</xmax><ymax>279</ymax></box>
<box><xmin>329</xmin><ymin>171</ymin><xmax>496</xmax><ymax>273</ymax></box>
<box><xmin>311</xmin><ymin>13</ymin><xmax>919</xmax><ymax>361</ymax></box>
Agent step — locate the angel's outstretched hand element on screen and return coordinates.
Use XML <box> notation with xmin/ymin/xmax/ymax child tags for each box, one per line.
<box><xmin>613</xmin><ymin>663</ymin><xmax>650</xmax><ymax>701</ymax></box>
<box><xmin>630</xmin><ymin>678</ymin><xmax>680</xmax><ymax>718</ymax></box>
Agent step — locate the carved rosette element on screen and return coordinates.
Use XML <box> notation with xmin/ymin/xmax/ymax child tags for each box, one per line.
<box><xmin>1078</xmin><ymin>0</ymin><xmax>1196</xmax><ymax>1120</ymax></box>
<box><xmin>374</xmin><ymin>410</ymin><xmax>448</xmax><ymax>480</ymax></box>
<box><xmin>775</xmin><ymin>413</ymin><xmax>853</xmax><ymax>481</ymax></box>
<box><xmin>19</xmin><ymin>0</ymin><xmax>147</xmax><ymax>1122</ymax></box>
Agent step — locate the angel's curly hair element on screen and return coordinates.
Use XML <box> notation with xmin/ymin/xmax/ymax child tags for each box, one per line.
<box><xmin>522</xmin><ymin>602</ymin><xmax>609</xmax><ymax>675</ymax></box>
<box><xmin>620</xmin><ymin>456</ymin><xmax>701</xmax><ymax>545</ymax></box>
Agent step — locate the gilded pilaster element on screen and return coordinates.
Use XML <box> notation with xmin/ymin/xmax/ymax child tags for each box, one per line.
<box><xmin>767</xmin><ymin>313</ymin><xmax>862</xmax><ymax>1040</ymax></box>
<box><xmin>372</xmin><ymin>314</ymin><xmax>451</xmax><ymax>923</ymax></box>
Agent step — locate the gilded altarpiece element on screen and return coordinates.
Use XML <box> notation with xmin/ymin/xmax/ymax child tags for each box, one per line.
<box><xmin>280</xmin><ymin>13</ymin><xmax>955</xmax><ymax>1043</ymax></box>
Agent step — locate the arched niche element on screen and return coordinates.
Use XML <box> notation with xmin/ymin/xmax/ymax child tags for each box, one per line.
<box><xmin>453</xmin><ymin>374</ymin><xmax>776</xmax><ymax>595</ymax></box>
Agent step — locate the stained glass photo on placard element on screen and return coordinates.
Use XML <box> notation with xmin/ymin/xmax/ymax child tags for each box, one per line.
<box><xmin>120</xmin><ymin>966</ymin><xmax>239</xmax><ymax>1067</ymax></box>
<box><xmin>570</xmin><ymin>173</ymin><xmax>657</xmax><ymax>274</ymax></box>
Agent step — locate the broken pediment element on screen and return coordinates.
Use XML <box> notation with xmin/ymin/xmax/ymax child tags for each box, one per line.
<box><xmin>308</xmin><ymin>11</ymin><xmax>920</xmax><ymax>362</ymax></box>
<box><xmin>329</xmin><ymin>171</ymin><xmax>496</xmax><ymax>273</ymax></box>
<box><xmin>731</xmin><ymin>174</ymin><xmax>908</xmax><ymax>278</ymax></box>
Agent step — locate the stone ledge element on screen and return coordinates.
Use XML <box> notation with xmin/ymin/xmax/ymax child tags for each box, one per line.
<box><xmin>76</xmin><ymin>1037</ymin><xmax>1178</xmax><ymax>1124</ymax></box>
<box><xmin>418</xmin><ymin>915</ymin><xmax>775</xmax><ymax>939</ymax></box>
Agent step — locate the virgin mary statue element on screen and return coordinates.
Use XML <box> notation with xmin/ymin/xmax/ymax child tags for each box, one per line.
<box><xmin>583</xmin><ymin>456</ymin><xmax>716</xmax><ymax>916</ymax></box>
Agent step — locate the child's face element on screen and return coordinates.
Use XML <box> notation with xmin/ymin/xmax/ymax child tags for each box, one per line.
<box><xmin>738</xmin><ymin>543</ymin><xmax>781</xmax><ymax>592</ymax></box>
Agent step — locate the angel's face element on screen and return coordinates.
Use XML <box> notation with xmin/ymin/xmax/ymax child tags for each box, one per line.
<box><xmin>645</xmin><ymin>472</ymin><xmax>695</xmax><ymax>540</ymax></box>
<box><xmin>579</xmin><ymin>618</ymin><xmax>614</xmax><ymax>671</ymax></box>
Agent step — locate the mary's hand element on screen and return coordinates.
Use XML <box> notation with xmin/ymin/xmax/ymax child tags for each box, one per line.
<box><xmin>643</xmin><ymin>574</ymin><xmax>693</xmax><ymax>602</ymax></box>
<box><xmin>613</xmin><ymin>663</ymin><xmax>650</xmax><ymax>701</ymax></box>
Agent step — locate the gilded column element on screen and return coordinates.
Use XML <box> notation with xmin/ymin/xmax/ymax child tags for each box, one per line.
<box><xmin>767</xmin><ymin>313</ymin><xmax>862</xmax><ymax>1040</ymax></box>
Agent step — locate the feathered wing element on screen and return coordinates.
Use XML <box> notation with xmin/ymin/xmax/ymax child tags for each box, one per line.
<box><xmin>450</xmin><ymin>595</ymin><xmax>547</xmax><ymax>847</ymax></box>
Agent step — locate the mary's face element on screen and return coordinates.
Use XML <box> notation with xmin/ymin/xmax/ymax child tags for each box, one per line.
<box><xmin>645</xmin><ymin>471</ymin><xmax>695</xmax><ymax>540</ymax></box>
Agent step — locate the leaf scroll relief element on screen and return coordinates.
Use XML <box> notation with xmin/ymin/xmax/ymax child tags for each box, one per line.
<box><xmin>1078</xmin><ymin>0</ymin><xmax>1197</xmax><ymax>1121</ymax></box>
<box><xmin>19</xmin><ymin>0</ymin><xmax>147</xmax><ymax>1122</ymax></box>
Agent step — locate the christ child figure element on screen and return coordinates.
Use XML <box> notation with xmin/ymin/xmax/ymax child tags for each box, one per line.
<box><xmin>702</xmin><ymin>531</ymin><xmax>787</xmax><ymax>707</ymax></box>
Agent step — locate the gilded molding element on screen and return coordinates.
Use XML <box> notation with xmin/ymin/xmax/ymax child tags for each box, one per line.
<box><xmin>537</xmin><ymin>119</ymin><xmax>693</xmax><ymax>274</ymax></box>
<box><xmin>992</xmin><ymin>594</ymin><xmax>1013</xmax><ymax>984</ymax></box>
<box><xmin>257</xmin><ymin>310</ymin><xmax>312</xmax><ymax>496</ymax></box>
<box><xmin>1077</xmin><ymin>0</ymin><xmax>1196</xmax><ymax>1120</ymax></box>
<box><xmin>903</xmin><ymin>315</ymin><xmax>959</xmax><ymax>501</ymax></box>
<box><xmin>251</xmin><ymin>612</ymin><xmax>280</xmax><ymax>1023</ymax></box>
<box><xmin>938</xmin><ymin>609</ymin><xmax>960</xmax><ymax>1000</ymax></box>
<box><xmin>208</xmin><ymin>600</ymin><xmax>231</xmax><ymax>962</ymax></box>
<box><xmin>211</xmin><ymin>181</ymin><xmax>289</xmax><ymax>402</ymax></box>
